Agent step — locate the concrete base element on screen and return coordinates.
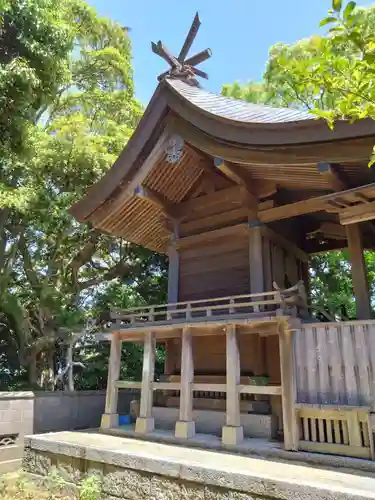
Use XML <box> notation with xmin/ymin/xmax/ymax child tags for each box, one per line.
<box><xmin>175</xmin><ymin>420</ymin><xmax>195</xmax><ymax>439</ymax></box>
<box><xmin>100</xmin><ymin>413</ymin><xmax>118</xmax><ymax>429</ymax></box>
<box><xmin>23</xmin><ymin>431</ymin><xmax>375</xmax><ymax>500</ymax></box>
<box><xmin>222</xmin><ymin>425</ymin><xmax>244</xmax><ymax>445</ymax></box>
<box><xmin>153</xmin><ymin>406</ymin><xmax>273</xmax><ymax>439</ymax></box>
<box><xmin>135</xmin><ymin>416</ymin><xmax>154</xmax><ymax>434</ymax></box>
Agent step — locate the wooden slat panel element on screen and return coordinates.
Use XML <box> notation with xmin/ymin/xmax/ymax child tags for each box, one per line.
<box><xmin>366</xmin><ymin>325</ymin><xmax>375</xmax><ymax>411</ymax></box>
<box><xmin>318</xmin><ymin>418</ymin><xmax>325</xmax><ymax>443</ymax></box>
<box><xmin>295</xmin><ymin>329</ymin><xmax>308</xmax><ymax>403</ymax></box>
<box><xmin>310</xmin><ymin>418</ymin><xmax>317</xmax><ymax>442</ymax></box>
<box><xmin>303</xmin><ymin>417</ymin><xmax>310</xmax><ymax>441</ymax></box>
<box><xmin>305</xmin><ymin>327</ymin><xmax>319</xmax><ymax>404</ymax></box>
<box><xmin>342</xmin><ymin>421</ymin><xmax>349</xmax><ymax>445</ymax></box>
<box><xmin>341</xmin><ymin>325</ymin><xmax>359</xmax><ymax>405</ymax></box>
<box><xmin>326</xmin><ymin>419</ymin><xmax>333</xmax><ymax>443</ymax></box>
<box><xmin>316</xmin><ymin>326</ymin><xmax>330</xmax><ymax>404</ymax></box>
<box><xmin>354</xmin><ymin>324</ymin><xmax>372</xmax><ymax>406</ymax></box>
<box><xmin>333</xmin><ymin>420</ymin><xmax>341</xmax><ymax>444</ymax></box>
<box><xmin>327</xmin><ymin>325</ymin><xmax>345</xmax><ymax>405</ymax></box>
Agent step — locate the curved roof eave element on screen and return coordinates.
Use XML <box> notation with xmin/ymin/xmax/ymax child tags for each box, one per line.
<box><xmin>165</xmin><ymin>78</ymin><xmax>375</xmax><ymax>146</ymax></box>
<box><xmin>71</xmin><ymin>78</ymin><xmax>375</xmax><ymax>223</ymax></box>
<box><xmin>70</xmin><ymin>84</ymin><xmax>168</xmax><ymax>222</ymax></box>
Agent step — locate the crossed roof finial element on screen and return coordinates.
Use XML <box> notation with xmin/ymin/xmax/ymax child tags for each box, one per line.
<box><xmin>151</xmin><ymin>13</ymin><xmax>212</xmax><ymax>86</ymax></box>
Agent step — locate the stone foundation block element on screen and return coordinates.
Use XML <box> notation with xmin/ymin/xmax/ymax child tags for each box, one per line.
<box><xmin>103</xmin><ymin>464</ymin><xmax>151</xmax><ymax>499</ymax></box>
<box><xmin>222</xmin><ymin>425</ymin><xmax>243</xmax><ymax>446</ymax></box>
<box><xmin>175</xmin><ymin>420</ymin><xmax>195</xmax><ymax>439</ymax></box>
<box><xmin>135</xmin><ymin>416</ymin><xmax>154</xmax><ymax>434</ymax></box>
<box><xmin>101</xmin><ymin>413</ymin><xmax>118</xmax><ymax>429</ymax></box>
<box><xmin>205</xmin><ymin>485</ymin><xmax>255</xmax><ymax>499</ymax></box>
<box><xmin>150</xmin><ymin>476</ymin><xmax>205</xmax><ymax>500</ymax></box>
<box><xmin>54</xmin><ymin>454</ymin><xmax>83</xmax><ymax>484</ymax></box>
<box><xmin>22</xmin><ymin>448</ymin><xmax>52</xmax><ymax>476</ymax></box>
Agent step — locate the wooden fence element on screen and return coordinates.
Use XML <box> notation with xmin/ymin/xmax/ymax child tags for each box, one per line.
<box><xmin>294</xmin><ymin>321</ymin><xmax>375</xmax><ymax>409</ymax></box>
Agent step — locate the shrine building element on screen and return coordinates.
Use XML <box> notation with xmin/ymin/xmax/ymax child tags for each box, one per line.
<box><xmin>71</xmin><ymin>15</ymin><xmax>375</xmax><ymax>459</ymax></box>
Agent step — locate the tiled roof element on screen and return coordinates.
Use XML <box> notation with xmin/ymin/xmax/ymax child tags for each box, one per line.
<box><xmin>167</xmin><ymin>78</ymin><xmax>314</xmax><ymax>124</ymax></box>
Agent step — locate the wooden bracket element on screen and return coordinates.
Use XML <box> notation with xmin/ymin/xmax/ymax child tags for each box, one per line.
<box><xmin>134</xmin><ymin>185</ymin><xmax>177</xmax><ymax>221</ymax></box>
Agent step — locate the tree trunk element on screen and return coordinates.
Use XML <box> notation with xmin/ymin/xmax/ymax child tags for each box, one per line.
<box><xmin>66</xmin><ymin>343</ymin><xmax>74</xmax><ymax>391</ymax></box>
<box><xmin>47</xmin><ymin>348</ymin><xmax>55</xmax><ymax>391</ymax></box>
<box><xmin>28</xmin><ymin>348</ymin><xmax>38</xmax><ymax>388</ymax></box>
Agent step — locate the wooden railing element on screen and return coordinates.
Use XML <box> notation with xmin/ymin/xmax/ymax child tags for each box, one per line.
<box><xmin>110</xmin><ymin>291</ymin><xmax>287</xmax><ymax>328</ymax></box>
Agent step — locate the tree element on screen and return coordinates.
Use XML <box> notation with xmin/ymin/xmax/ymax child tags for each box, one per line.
<box><xmin>221</xmin><ymin>81</ymin><xmax>284</xmax><ymax>106</ymax></box>
<box><xmin>0</xmin><ymin>0</ymin><xmax>80</xmax><ymax>155</ymax></box>
<box><xmin>0</xmin><ymin>0</ymin><xmax>169</xmax><ymax>390</ymax></box>
<box><xmin>220</xmin><ymin>1</ymin><xmax>375</xmax><ymax>319</ymax></box>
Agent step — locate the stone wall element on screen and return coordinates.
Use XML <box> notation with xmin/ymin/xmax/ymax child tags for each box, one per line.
<box><xmin>0</xmin><ymin>390</ymin><xmax>136</xmax><ymax>473</ymax></box>
<box><xmin>23</xmin><ymin>432</ymin><xmax>375</xmax><ymax>500</ymax></box>
<box><xmin>21</xmin><ymin>446</ymin><xmax>275</xmax><ymax>500</ymax></box>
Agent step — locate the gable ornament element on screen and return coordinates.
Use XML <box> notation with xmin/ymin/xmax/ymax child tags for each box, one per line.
<box><xmin>165</xmin><ymin>135</ymin><xmax>184</xmax><ymax>164</ymax></box>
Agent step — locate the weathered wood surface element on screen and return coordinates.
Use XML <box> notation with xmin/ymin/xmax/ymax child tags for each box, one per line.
<box><xmin>296</xmin><ymin>405</ymin><xmax>374</xmax><ymax>460</ymax></box>
<box><xmin>295</xmin><ymin>322</ymin><xmax>375</xmax><ymax>409</ymax></box>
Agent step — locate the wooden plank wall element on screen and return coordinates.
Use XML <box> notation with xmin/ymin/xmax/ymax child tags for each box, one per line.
<box><xmin>179</xmin><ymin>234</ymin><xmax>250</xmax><ymax>302</ymax></box>
<box><xmin>262</xmin><ymin>235</ymin><xmax>303</xmax><ymax>291</ymax></box>
<box><xmin>173</xmin><ymin>333</ymin><xmax>265</xmax><ymax>375</ymax></box>
<box><xmin>295</xmin><ymin>323</ymin><xmax>375</xmax><ymax>408</ymax></box>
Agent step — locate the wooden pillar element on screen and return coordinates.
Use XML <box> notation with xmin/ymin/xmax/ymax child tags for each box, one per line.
<box><xmin>167</xmin><ymin>221</ymin><xmax>179</xmax><ymax>303</ymax></box>
<box><xmin>278</xmin><ymin>321</ymin><xmax>298</xmax><ymax>451</ymax></box>
<box><xmin>135</xmin><ymin>331</ymin><xmax>156</xmax><ymax>434</ymax></box>
<box><xmin>222</xmin><ymin>324</ymin><xmax>243</xmax><ymax>445</ymax></box>
<box><xmin>101</xmin><ymin>333</ymin><xmax>121</xmax><ymax>429</ymax></box>
<box><xmin>175</xmin><ymin>327</ymin><xmax>195</xmax><ymax>438</ymax></box>
<box><xmin>165</xmin><ymin>222</ymin><xmax>180</xmax><ymax>375</ymax></box>
<box><xmin>248</xmin><ymin>221</ymin><xmax>264</xmax><ymax>294</ymax></box>
<box><xmin>346</xmin><ymin>224</ymin><xmax>371</xmax><ymax>320</ymax></box>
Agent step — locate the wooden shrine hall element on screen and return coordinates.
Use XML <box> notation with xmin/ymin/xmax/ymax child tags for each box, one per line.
<box><xmin>72</xmin><ymin>15</ymin><xmax>375</xmax><ymax>459</ymax></box>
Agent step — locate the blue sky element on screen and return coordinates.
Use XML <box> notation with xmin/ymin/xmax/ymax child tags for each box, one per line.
<box><xmin>88</xmin><ymin>0</ymin><xmax>371</xmax><ymax>105</ymax></box>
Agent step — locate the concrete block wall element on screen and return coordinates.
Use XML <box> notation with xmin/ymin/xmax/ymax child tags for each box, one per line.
<box><xmin>0</xmin><ymin>389</ymin><xmax>137</xmax><ymax>473</ymax></box>
<box><xmin>0</xmin><ymin>392</ymin><xmax>34</xmax><ymax>472</ymax></box>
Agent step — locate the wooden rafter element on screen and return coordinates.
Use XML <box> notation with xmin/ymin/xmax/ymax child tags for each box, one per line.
<box><xmin>317</xmin><ymin>162</ymin><xmax>346</xmax><ymax>191</ymax></box>
<box><xmin>339</xmin><ymin>200</ymin><xmax>375</xmax><ymax>225</ymax></box>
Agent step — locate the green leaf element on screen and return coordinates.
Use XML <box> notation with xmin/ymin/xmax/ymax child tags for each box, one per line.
<box><xmin>319</xmin><ymin>16</ymin><xmax>338</xmax><ymax>27</ymax></box>
<box><xmin>332</xmin><ymin>0</ymin><xmax>342</xmax><ymax>12</ymax></box>
<box><xmin>343</xmin><ymin>1</ymin><xmax>356</xmax><ymax>20</ymax></box>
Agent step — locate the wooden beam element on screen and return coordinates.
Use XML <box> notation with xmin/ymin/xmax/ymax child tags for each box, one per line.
<box><xmin>307</xmin><ymin>222</ymin><xmax>347</xmax><ymax>240</ymax></box>
<box><xmin>214</xmin><ymin>158</ymin><xmax>258</xmax><ymax>212</ymax></box>
<box><xmin>176</xmin><ymin>223</ymin><xmax>248</xmax><ymax>249</ymax></box>
<box><xmin>135</xmin><ymin>331</ymin><xmax>156</xmax><ymax>434</ymax></box>
<box><xmin>175</xmin><ymin>327</ymin><xmax>195</xmax><ymax>438</ymax></box>
<box><xmin>346</xmin><ymin>224</ymin><xmax>371</xmax><ymax>320</ymax></box>
<box><xmin>259</xmin><ymin>183</ymin><xmax>375</xmax><ymax>223</ymax></box>
<box><xmin>135</xmin><ymin>185</ymin><xmax>177</xmax><ymax>220</ymax></box>
<box><xmin>176</xmin><ymin>185</ymin><xmax>243</xmax><ymax>218</ymax></box>
<box><xmin>214</xmin><ymin>157</ymin><xmax>248</xmax><ymax>186</ymax></box>
<box><xmin>101</xmin><ymin>333</ymin><xmax>121</xmax><ymax>429</ymax></box>
<box><xmin>340</xmin><ymin>200</ymin><xmax>375</xmax><ymax>225</ymax></box>
<box><xmin>222</xmin><ymin>324</ymin><xmax>243</xmax><ymax>445</ymax></box>
<box><xmin>317</xmin><ymin>163</ymin><xmax>346</xmax><ymax>191</ymax></box>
